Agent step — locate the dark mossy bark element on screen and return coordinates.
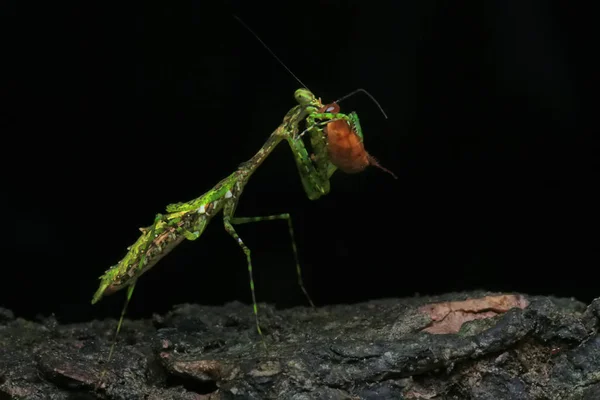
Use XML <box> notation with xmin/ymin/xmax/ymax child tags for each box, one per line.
<box><xmin>1</xmin><ymin>291</ymin><xmax>599</xmax><ymax>399</ymax></box>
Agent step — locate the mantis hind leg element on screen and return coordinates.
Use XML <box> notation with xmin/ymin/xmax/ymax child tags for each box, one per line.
<box><xmin>95</xmin><ymin>282</ymin><xmax>136</xmax><ymax>389</ymax></box>
<box><xmin>95</xmin><ymin>213</ymin><xmax>162</xmax><ymax>388</ymax></box>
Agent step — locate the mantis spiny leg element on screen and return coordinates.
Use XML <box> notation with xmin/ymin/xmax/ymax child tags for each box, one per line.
<box><xmin>306</xmin><ymin>112</ymin><xmax>352</xmax><ymax>133</ymax></box>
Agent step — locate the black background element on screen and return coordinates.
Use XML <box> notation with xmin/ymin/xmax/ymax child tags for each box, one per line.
<box><xmin>2</xmin><ymin>1</ymin><xmax>597</xmax><ymax>324</ymax></box>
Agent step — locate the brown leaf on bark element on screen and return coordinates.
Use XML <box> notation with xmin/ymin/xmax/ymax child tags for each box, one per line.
<box><xmin>418</xmin><ymin>294</ymin><xmax>530</xmax><ymax>334</ymax></box>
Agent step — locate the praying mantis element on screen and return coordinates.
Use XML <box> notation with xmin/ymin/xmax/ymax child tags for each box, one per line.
<box><xmin>91</xmin><ymin>16</ymin><xmax>396</xmax><ymax>379</ymax></box>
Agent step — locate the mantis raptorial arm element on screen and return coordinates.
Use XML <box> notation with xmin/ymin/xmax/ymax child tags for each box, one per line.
<box><xmin>280</xmin><ymin>95</ymin><xmax>337</xmax><ymax>200</ymax></box>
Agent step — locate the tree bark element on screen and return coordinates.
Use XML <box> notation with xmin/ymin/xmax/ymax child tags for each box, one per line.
<box><xmin>1</xmin><ymin>291</ymin><xmax>599</xmax><ymax>399</ymax></box>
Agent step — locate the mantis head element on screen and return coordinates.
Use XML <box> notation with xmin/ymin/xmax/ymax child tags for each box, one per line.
<box><xmin>294</xmin><ymin>88</ymin><xmax>321</xmax><ymax>109</ymax></box>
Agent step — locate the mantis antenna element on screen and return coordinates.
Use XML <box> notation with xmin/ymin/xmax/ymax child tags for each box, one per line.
<box><xmin>233</xmin><ymin>15</ymin><xmax>310</xmax><ymax>91</ymax></box>
<box><xmin>233</xmin><ymin>15</ymin><xmax>387</xmax><ymax>120</ymax></box>
<box><xmin>335</xmin><ymin>88</ymin><xmax>388</xmax><ymax>119</ymax></box>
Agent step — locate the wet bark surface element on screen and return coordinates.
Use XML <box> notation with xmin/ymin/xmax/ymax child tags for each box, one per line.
<box><xmin>1</xmin><ymin>291</ymin><xmax>599</xmax><ymax>399</ymax></box>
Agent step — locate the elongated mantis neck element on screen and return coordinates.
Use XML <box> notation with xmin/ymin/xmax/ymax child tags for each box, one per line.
<box><xmin>236</xmin><ymin>104</ymin><xmax>304</xmax><ymax>182</ymax></box>
<box><xmin>238</xmin><ymin>132</ymin><xmax>285</xmax><ymax>180</ymax></box>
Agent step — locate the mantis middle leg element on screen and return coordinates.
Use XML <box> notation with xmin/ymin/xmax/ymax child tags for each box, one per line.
<box><xmin>230</xmin><ymin>214</ymin><xmax>314</xmax><ymax>308</ymax></box>
<box><xmin>222</xmin><ymin>211</ymin><xmax>314</xmax><ymax>349</ymax></box>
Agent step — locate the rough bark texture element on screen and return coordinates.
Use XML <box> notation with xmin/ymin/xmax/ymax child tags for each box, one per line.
<box><xmin>1</xmin><ymin>291</ymin><xmax>599</xmax><ymax>399</ymax></box>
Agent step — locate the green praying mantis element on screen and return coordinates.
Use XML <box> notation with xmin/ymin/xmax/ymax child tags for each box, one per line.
<box><xmin>91</xmin><ymin>16</ymin><xmax>397</xmax><ymax>377</ymax></box>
